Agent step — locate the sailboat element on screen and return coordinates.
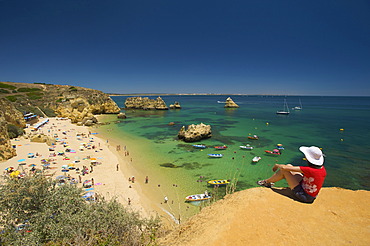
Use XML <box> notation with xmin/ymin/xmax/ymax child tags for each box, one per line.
<box><xmin>293</xmin><ymin>99</ymin><xmax>303</xmax><ymax>110</ymax></box>
<box><xmin>276</xmin><ymin>99</ymin><xmax>290</xmax><ymax>115</ymax></box>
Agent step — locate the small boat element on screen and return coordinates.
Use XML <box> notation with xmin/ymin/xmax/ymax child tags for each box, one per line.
<box><xmin>193</xmin><ymin>144</ymin><xmax>207</xmax><ymax>149</ymax></box>
<box><xmin>276</xmin><ymin>99</ymin><xmax>290</xmax><ymax>115</ymax></box>
<box><xmin>214</xmin><ymin>145</ymin><xmax>227</xmax><ymax>150</ymax></box>
<box><xmin>276</xmin><ymin>144</ymin><xmax>285</xmax><ymax>150</ymax></box>
<box><xmin>252</xmin><ymin>156</ymin><xmax>261</xmax><ymax>163</ymax></box>
<box><xmin>292</xmin><ymin>99</ymin><xmax>303</xmax><ymax>110</ymax></box>
<box><xmin>185</xmin><ymin>194</ymin><xmax>212</xmax><ymax>202</ymax></box>
<box><xmin>248</xmin><ymin>135</ymin><xmax>259</xmax><ymax>140</ymax></box>
<box><xmin>208</xmin><ymin>154</ymin><xmax>223</xmax><ymax>158</ymax></box>
<box><xmin>240</xmin><ymin>145</ymin><xmax>253</xmax><ymax>150</ymax></box>
<box><xmin>207</xmin><ymin>179</ymin><xmax>230</xmax><ymax>186</ymax></box>
<box><xmin>265</xmin><ymin>149</ymin><xmax>281</xmax><ymax>155</ymax></box>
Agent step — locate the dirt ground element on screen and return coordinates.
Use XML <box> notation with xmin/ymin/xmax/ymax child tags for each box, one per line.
<box><xmin>159</xmin><ymin>187</ymin><xmax>370</xmax><ymax>246</ymax></box>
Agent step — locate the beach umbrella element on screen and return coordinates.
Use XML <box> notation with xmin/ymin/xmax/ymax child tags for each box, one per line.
<box><xmin>62</xmin><ymin>165</ymin><xmax>68</xmax><ymax>169</ymax></box>
<box><xmin>56</xmin><ymin>175</ymin><xmax>67</xmax><ymax>180</ymax></box>
<box><xmin>82</xmin><ymin>192</ymin><xmax>95</xmax><ymax>198</ymax></box>
<box><xmin>18</xmin><ymin>159</ymin><xmax>26</xmax><ymax>162</ymax></box>
<box><xmin>10</xmin><ymin>170</ymin><xmax>20</xmax><ymax>178</ymax></box>
<box><xmin>29</xmin><ymin>164</ymin><xmax>36</xmax><ymax>167</ymax></box>
<box><xmin>43</xmin><ymin>163</ymin><xmax>50</xmax><ymax>167</ymax></box>
<box><xmin>5</xmin><ymin>167</ymin><xmax>14</xmax><ymax>171</ymax></box>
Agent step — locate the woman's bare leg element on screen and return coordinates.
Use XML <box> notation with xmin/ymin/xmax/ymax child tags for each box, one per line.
<box><xmin>265</xmin><ymin>165</ymin><xmax>302</xmax><ymax>189</ymax></box>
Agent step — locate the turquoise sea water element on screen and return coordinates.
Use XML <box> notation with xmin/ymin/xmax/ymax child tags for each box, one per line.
<box><xmin>99</xmin><ymin>96</ymin><xmax>370</xmax><ymax>200</ymax></box>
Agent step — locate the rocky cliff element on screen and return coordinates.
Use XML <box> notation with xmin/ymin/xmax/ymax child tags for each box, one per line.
<box><xmin>0</xmin><ymin>81</ymin><xmax>121</xmax><ymax>161</ymax></box>
<box><xmin>159</xmin><ymin>187</ymin><xmax>370</xmax><ymax>246</ymax></box>
<box><xmin>0</xmin><ymin>81</ymin><xmax>120</xmax><ymax>124</ymax></box>
<box><xmin>124</xmin><ymin>96</ymin><xmax>168</xmax><ymax>110</ymax></box>
<box><xmin>0</xmin><ymin>98</ymin><xmax>26</xmax><ymax>161</ymax></box>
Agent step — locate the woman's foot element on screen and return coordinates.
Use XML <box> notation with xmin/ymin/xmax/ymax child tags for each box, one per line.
<box><xmin>256</xmin><ymin>180</ymin><xmax>274</xmax><ymax>188</ymax></box>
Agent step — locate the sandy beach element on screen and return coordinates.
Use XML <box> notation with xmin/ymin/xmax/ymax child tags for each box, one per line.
<box><xmin>0</xmin><ymin>117</ymin><xmax>154</xmax><ymax>218</ymax></box>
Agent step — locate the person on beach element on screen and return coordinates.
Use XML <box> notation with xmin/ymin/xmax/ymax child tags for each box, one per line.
<box><xmin>257</xmin><ymin>146</ymin><xmax>326</xmax><ymax>203</ymax></box>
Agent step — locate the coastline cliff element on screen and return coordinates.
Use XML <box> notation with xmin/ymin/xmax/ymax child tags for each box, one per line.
<box><xmin>0</xmin><ymin>98</ymin><xmax>26</xmax><ymax>161</ymax></box>
<box><xmin>159</xmin><ymin>187</ymin><xmax>370</xmax><ymax>245</ymax></box>
<box><xmin>0</xmin><ymin>81</ymin><xmax>120</xmax><ymax>161</ymax></box>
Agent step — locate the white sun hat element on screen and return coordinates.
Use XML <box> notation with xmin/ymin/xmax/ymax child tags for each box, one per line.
<box><xmin>299</xmin><ymin>146</ymin><xmax>324</xmax><ymax>166</ymax></box>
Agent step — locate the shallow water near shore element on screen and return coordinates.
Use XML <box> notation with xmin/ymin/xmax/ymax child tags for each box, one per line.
<box><xmin>97</xmin><ymin>95</ymin><xmax>370</xmax><ymax>220</ymax></box>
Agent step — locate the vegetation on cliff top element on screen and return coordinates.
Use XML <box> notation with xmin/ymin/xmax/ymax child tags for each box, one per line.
<box><xmin>0</xmin><ymin>174</ymin><xmax>161</xmax><ymax>246</ymax></box>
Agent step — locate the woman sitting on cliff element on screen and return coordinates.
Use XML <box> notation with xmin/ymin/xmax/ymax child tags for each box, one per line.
<box><xmin>257</xmin><ymin>146</ymin><xmax>326</xmax><ymax>203</ymax></box>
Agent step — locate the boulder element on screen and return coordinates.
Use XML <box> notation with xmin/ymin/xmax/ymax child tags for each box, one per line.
<box><xmin>178</xmin><ymin>123</ymin><xmax>212</xmax><ymax>142</ymax></box>
<box><xmin>170</xmin><ymin>101</ymin><xmax>182</xmax><ymax>109</ymax></box>
<box><xmin>224</xmin><ymin>97</ymin><xmax>239</xmax><ymax>108</ymax></box>
<box><xmin>117</xmin><ymin>112</ymin><xmax>127</xmax><ymax>119</ymax></box>
<box><xmin>30</xmin><ymin>134</ymin><xmax>56</xmax><ymax>146</ymax></box>
<box><xmin>81</xmin><ymin>116</ymin><xmax>98</xmax><ymax>126</ymax></box>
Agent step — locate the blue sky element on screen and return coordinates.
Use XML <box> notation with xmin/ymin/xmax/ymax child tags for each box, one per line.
<box><xmin>0</xmin><ymin>0</ymin><xmax>369</xmax><ymax>96</ymax></box>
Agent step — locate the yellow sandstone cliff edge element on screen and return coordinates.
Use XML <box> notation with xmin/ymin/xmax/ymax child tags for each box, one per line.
<box><xmin>159</xmin><ymin>187</ymin><xmax>370</xmax><ymax>246</ymax></box>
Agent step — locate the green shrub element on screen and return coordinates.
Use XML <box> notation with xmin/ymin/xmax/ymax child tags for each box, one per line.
<box><xmin>26</xmin><ymin>92</ymin><xmax>43</xmax><ymax>100</ymax></box>
<box><xmin>39</xmin><ymin>107</ymin><xmax>56</xmax><ymax>117</ymax></box>
<box><xmin>17</xmin><ymin>87</ymin><xmax>42</xmax><ymax>92</ymax></box>
<box><xmin>0</xmin><ymin>82</ymin><xmax>16</xmax><ymax>89</ymax></box>
<box><xmin>0</xmin><ymin>88</ymin><xmax>10</xmax><ymax>93</ymax></box>
<box><xmin>7</xmin><ymin>124</ymin><xmax>24</xmax><ymax>138</ymax></box>
<box><xmin>69</xmin><ymin>86</ymin><xmax>78</xmax><ymax>92</ymax></box>
<box><xmin>5</xmin><ymin>95</ymin><xmax>20</xmax><ymax>102</ymax></box>
<box><xmin>0</xmin><ymin>174</ymin><xmax>161</xmax><ymax>245</ymax></box>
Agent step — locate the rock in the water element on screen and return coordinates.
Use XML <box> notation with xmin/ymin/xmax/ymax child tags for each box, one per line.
<box><xmin>224</xmin><ymin>97</ymin><xmax>239</xmax><ymax>108</ymax></box>
<box><xmin>124</xmin><ymin>96</ymin><xmax>169</xmax><ymax>110</ymax></box>
<box><xmin>178</xmin><ymin>123</ymin><xmax>212</xmax><ymax>142</ymax></box>
<box><xmin>117</xmin><ymin>112</ymin><xmax>127</xmax><ymax>119</ymax></box>
<box><xmin>169</xmin><ymin>101</ymin><xmax>182</xmax><ymax>109</ymax></box>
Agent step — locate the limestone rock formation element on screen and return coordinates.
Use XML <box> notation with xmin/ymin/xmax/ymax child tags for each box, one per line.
<box><xmin>178</xmin><ymin>123</ymin><xmax>212</xmax><ymax>142</ymax></box>
<box><xmin>55</xmin><ymin>95</ymin><xmax>120</xmax><ymax>124</ymax></box>
<box><xmin>30</xmin><ymin>133</ymin><xmax>56</xmax><ymax>146</ymax></box>
<box><xmin>224</xmin><ymin>97</ymin><xmax>239</xmax><ymax>108</ymax></box>
<box><xmin>0</xmin><ymin>81</ymin><xmax>120</xmax><ymax>126</ymax></box>
<box><xmin>169</xmin><ymin>102</ymin><xmax>181</xmax><ymax>109</ymax></box>
<box><xmin>124</xmin><ymin>96</ymin><xmax>169</xmax><ymax>110</ymax></box>
<box><xmin>0</xmin><ymin>81</ymin><xmax>121</xmax><ymax>161</ymax></box>
<box><xmin>0</xmin><ymin>98</ymin><xmax>26</xmax><ymax>161</ymax></box>
<box><xmin>117</xmin><ymin>112</ymin><xmax>127</xmax><ymax>119</ymax></box>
